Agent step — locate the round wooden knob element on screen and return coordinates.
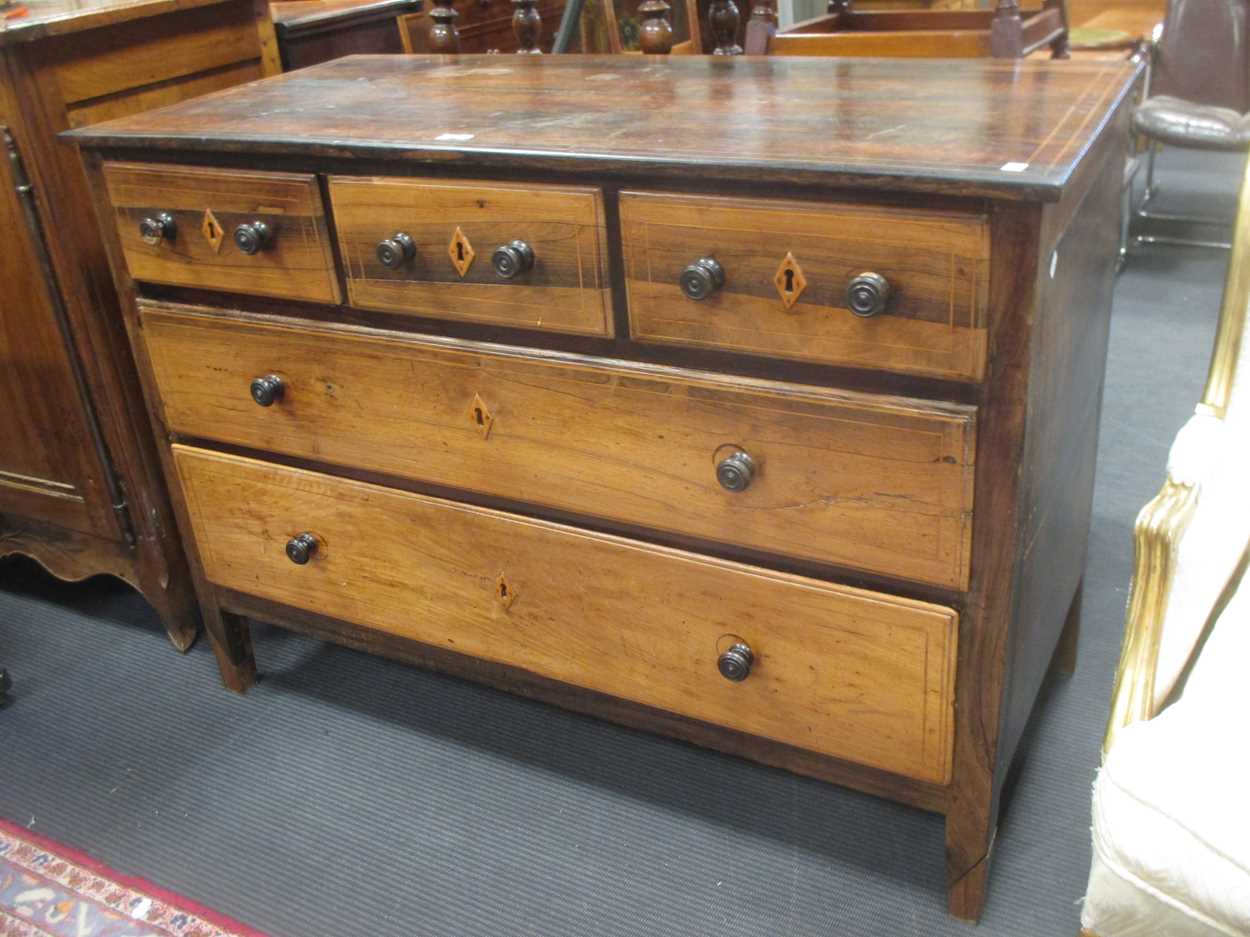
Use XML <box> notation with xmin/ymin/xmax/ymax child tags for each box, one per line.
<box><xmin>138</xmin><ymin>212</ymin><xmax>175</xmax><ymax>246</ymax></box>
<box><xmin>716</xmin><ymin>450</ymin><xmax>755</xmax><ymax>492</ymax></box>
<box><xmin>376</xmin><ymin>232</ymin><xmax>415</xmax><ymax>269</ymax></box>
<box><xmin>233</xmin><ymin>221</ymin><xmax>273</xmax><ymax>255</ymax></box>
<box><xmin>492</xmin><ymin>239</ymin><xmax>535</xmax><ymax>279</ymax></box>
<box><xmin>847</xmin><ymin>271</ymin><xmax>891</xmax><ymax>318</ymax></box>
<box><xmin>718</xmin><ymin>642</ymin><xmax>754</xmax><ymax>682</ymax></box>
<box><xmin>285</xmin><ymin>532</ymin><xmax>318</xmax><ymax>565</ymax></box>
<box><xmin>680</xmin><ymin>257</ymin><xmax>725</xmax><ymax>300</ymax></box>
<box><xmin>249</xmin><ymin>374</ymin><xmax>284</xmax><ymax>407</ymax></box>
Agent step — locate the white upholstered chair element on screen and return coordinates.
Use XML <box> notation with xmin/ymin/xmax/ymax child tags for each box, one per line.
<box><xmin>1081</xmin><ymin>155</ymin><xmax>1250</xmax><ymax>937</ymax></box>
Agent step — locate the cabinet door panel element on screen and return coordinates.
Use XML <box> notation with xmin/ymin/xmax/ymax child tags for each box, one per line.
<box><xmin>0</xmin><ymin>125</ymin><xmax>117</xmax><ymax>538</ymax></box>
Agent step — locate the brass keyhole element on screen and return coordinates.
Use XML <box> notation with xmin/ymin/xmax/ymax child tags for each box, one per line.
<box><xmin>473</xmin><ymin>405</ymin><xmax>485</xmax><ymax>426</ymax></box>
<box><xmin>783</xmin><ymin>268</ymin><xmax>795</xmax><ymax>293</ymax></box>
<box><xmin>457</xmin><ymin>241</ymin><xmax>465</xmax><ymax>262</ymax></box>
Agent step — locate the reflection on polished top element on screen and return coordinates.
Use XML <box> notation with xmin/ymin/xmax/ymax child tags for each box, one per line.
<box><xmin>65</xmin><ymin>54</ymin><xmax>1141</xmax><ymax>200</ymax></box>
<box><xmin>0</xmin><ymin>0</ymin><xmax>229</xmax><ymax>43</ymax></box>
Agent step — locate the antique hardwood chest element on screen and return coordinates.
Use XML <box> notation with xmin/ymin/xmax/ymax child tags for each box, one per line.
<box><xmin>68</xmin><ymin>54</ymin><xmax>1138</xmax><ymax>919</ymax></box>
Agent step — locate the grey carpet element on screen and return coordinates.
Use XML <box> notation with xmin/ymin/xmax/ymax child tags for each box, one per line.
<box><xmin>0</xmin><ymin>148</ymin><xmax>1240</xmax><ymax>937</ymax></box>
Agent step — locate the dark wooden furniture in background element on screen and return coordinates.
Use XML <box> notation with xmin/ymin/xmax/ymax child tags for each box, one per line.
<box><xmin>0</xmin><ymin>0</ymin><xmax>281</xmax><ymax>649</ymax></box>
<box><xmin>70</xmin><ymin>53</ymin><xmax>1140</xmax><ymax>920</ymax></box>
<box><xmin>743</xmin><ymin>0</ymin><xmax>1070</xmax><ymax>56</ymax></box>
<box><xmin>399</xmin><ymin>0</ymin><xmax>564</xmax><ymax>52</ymax></box>
<box><xmin>429</xmin><ymin>0</ymin><xmax>1065</xmax><ymax>57</ymax></box>
<box><xmin>272</xmin><ymin>0</ymin><xmax>422</xmax><ymax>69</ymax></box>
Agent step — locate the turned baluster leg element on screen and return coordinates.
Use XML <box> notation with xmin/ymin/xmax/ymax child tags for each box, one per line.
<box><xmin>638</xmin><ymin>0</ymin><xmax>674</xmax><ymax>53</ymax></box>
<box><xmin>513</xmin><ymin>0</ymin><xmax>542</xmax><ymax>53</ymax></box>
<box><xmin>1047</xmin><ymin>0</ymin><xmax>1070</xmax><ymax>59</ymax></box>
<box><xmin>428</xmin><ymin>0</ymin><xmax>461</xmax><ymax>52</ymax></box>
<box><xmin>708</xmin><ymin>0</ymin><xmax>742</xmax><ymax>54</ymax></box>
<box><xmin>742</xmin><ymin>0</ymin><xmax>777</xmax><ymax>53</ymax></box>
<box><xmin>990</xmin><ymin>0</ymin><xmax>1024</xmax><ymax>58</ymax></box>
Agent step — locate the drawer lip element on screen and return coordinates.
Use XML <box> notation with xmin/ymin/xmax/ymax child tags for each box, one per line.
<box><xmin>141</xmin><ymin>299</ymin><xmax>978</xmax><ymax>589</ymax></box>
<box><xmin>141</xmin><ymin>299</ymin><xmax>979</xmax><ymax>421</ymax></box>
<box><xmin>174</xmin><ymin>444</ymin><xmax>960</xmax><ymax>784</ymax></box>
<box><xmin>103</xmin><ymin>162</ymin><xmax>340</xmax><ymax>304</ymax></box>
<box><xmin>621</xmin><ymin>189</ymin><xmax>992</xmax><ymax>382</ymax></box>
<box><xmin>328</xmin><ymin>175</ymin><xmax>613</xmax><ymax>337</ymax></box>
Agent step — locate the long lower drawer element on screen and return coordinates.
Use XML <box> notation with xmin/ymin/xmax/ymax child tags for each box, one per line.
<box><xmin>142</xmin><ymin>302</ymin><xmax>977</xmax><ymax>589</ymax></box>
<box><xmin>175</xmin><ymin>446</ymin><xmax>959</xmax><ymax>784</ymax></box>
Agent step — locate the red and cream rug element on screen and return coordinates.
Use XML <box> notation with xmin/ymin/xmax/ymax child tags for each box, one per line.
<box><xmin>0</xmin><ymin>818</ymin><xmax>266</xmax><ymax>937</ymax></box>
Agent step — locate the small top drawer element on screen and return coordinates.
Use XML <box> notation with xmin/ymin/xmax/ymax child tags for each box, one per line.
<box><xmin>329</xmin><ymin>177</ymin><xmax>612</xmax><ymax>337</ymax></box>
<box><xmin>621</xmin><ymin>191</ymin><xmax>991</xmax><ymax>381</ymax></box>
<box><xmin>103</xmin><ymin>163</ymin><xmax>340</xmax><ymax>304</ymax></box>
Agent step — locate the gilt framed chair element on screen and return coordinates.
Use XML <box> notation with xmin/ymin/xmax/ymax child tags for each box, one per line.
<box><xmin>1082</xmin><ymin>152</ymin><xmax>1250</xmax><ymax>937</ymax></box>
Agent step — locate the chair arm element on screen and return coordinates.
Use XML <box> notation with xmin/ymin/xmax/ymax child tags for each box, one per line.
<box><xmin>1102</xmin><ymin>411</ymin><xmax>1220</xmax><ymax>757</ymax></box>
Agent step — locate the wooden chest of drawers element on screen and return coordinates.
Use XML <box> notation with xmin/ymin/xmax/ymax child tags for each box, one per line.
<box><xmin>68</xmin><ymin>53</ymin><xmax>1139</xmax><ymax>921</ymax></box>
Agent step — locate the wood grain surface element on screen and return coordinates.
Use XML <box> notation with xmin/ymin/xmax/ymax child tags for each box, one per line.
<box><xmin>142</xmin><ymin>302</ymin><xmax>977</xmax><ymax>587</ymax></box>
<box><xmin>64</xmin><ymin>54</ymin><xmax>1142</xmax><ymax>201</ymax></box>
<box><xmin>622</xmin><ymin>190</ymin><xmax>991</xmax><ymax>380</ymax></box>
<box><xmin>330</xmin><ymin>176</ymin><xmax>611</xmax><ymax>335</ymax></box>
<box><xmin>176</xmin><ymin>445</ymin><xmax>960</xmax><ymax>783</ymax></box>
<box><xmin>104</xmin><ymin>162</ymin><xmax>340</xmax><ymax>303</ymax></box>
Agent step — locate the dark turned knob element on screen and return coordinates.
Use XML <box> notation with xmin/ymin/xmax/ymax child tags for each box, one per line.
<box><xmin>376</xmin><ymin>232</ymin><xmax>416</xmax><ymax>269</ymax></box>
<box><xmin>716</xmin><ymin>450</ymin><xmax>755</xmax><ymax>492</ymax></box>
<box><xmin>492</xmin><ymin>239</ymin><xmax>535</xmax><ymax>279</ymax></box>
<box><xmin>680</xmin><ymin>257</ymin><xmax>725</xmax><ymax>300</ymax></box>
<box><xmin>285</xmin><ymin>532</ymin><xmax>318</xmax><ymax>565</ymax></box>
<box><xmin>249</xmin><ymin>374</ymin><xmax>285</xmax><ymax>407</ymax></box>
<box><xmin>718</xmin><ymin>642</ymin><xmax>754</xmax><ymax>682</ymax></box>
<box><xmin>233</xmin><ymin>220</ymin><xmax>273</xmax><ymax>255</ymax></box>
<box><xmin>846</xmin><ymin>271</ymin><xmax>891</xmax><ymax>318</ymax></box>
<box><xmin>138</xmin><ymin>212</ymin><xmax>175</xmax><ymax>246</ymax></box>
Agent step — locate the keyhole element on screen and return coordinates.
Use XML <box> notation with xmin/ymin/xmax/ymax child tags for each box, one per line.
<box><xmin>473</xmin><ymin>405</ymin><xmax>485</xmax><ymax>426</ymax></box>
<box><xmin>784</xmin><ymin>268</ymin><xmax>795</xmax><ymax>293</ymax></box>
<box><xmin>457</xmin><ymin>241</ymin><xmax>465</xmax><ymax>262</ymax></box>
<box><xmin>498</xmin><ymin>580</ymin><xmax>508</xmax><ymax>599</ymax></box>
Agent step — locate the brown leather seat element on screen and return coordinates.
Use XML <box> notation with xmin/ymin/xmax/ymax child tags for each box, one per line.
<box><xmin>1130</xmin><ymin>0</ymin><xmax>1250</xmax><ymax>251</ymax></box>
<box><xmin>1133</xmin><ymin>96</ymin><xmax>1250</xmax><ymax>150</ymax></box>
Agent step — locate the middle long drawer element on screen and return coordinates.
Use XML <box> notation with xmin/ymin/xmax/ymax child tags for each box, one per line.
<box><xmin>140</xmin><ymin>302</ymin><xmax>977</xmax><ymax>588</ymax></box>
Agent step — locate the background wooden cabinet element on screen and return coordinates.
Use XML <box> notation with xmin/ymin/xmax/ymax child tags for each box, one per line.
<box><xmin>0</xmin><ymin>0</ymin><xmax>281</xmax><ymax>648</ymax></box>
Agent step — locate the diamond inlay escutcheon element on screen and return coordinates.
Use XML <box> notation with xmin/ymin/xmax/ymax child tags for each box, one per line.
<box><xmin>469</xmin><ymin>392</ymin><xmax>494</xmax><ymax>439</ymax></box>
<box><xmin>774</xmin><ymin>252</ymin><xmax>807</xmax><ymax>310</ymax></box>
<box><xmin>201</xmin><ymin>209</ymin><xmax>224</xmax><ymax>254</ymax></box>
<box><xmin>495</xmin><ymin>573</ymin><xmax>518</xmax><ymax>610</ymax></box>
<box><xmin>449</xmin><ymin>226</ymin><xmax>475</xmax><ymax>278</ymax></box>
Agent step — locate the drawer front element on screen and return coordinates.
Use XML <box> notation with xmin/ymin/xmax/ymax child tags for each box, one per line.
<box><xmin>621</xmin><ymin>191</ymin><xmax>991</xmax><ymax>381</ymax></box>
<box><xmin>330</xmin><ymin>177</ymin><xmax>612</xmax><ymax>336</ymax></box>
<box><xmin>103</xmin><ymin>163</ymin><xmax>340</xmax><ymax>304</ymax></box>
<box><xmin>175</xmin><ymin>446</ymin><xmax>959</xmax><ymax>783</ymax></box>
<box><xmin>143</xmin><ymin>303</ymin><xmax>977</xmax><ymax>589</ymax></box>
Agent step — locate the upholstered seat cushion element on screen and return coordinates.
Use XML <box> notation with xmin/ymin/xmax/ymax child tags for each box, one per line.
<box><xmin>1133</xmin><ymin>95</ymin><xmax>1250</xmax><ymax>150</ymax></box>
<box><xmin>1082</xmin><ymin>577</ymin><xmax>1250</xmax><ymax>937</ymax></box>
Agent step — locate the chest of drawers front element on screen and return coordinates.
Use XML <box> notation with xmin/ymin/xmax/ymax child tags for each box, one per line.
<box><xmin>71</xmin><ymin>54</ymin><xmax>1136</xmax><ymax>923</ymax></box>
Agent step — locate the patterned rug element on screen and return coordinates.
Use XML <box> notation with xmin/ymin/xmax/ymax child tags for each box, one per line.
<box><xmin>0</xmin><ymin>819</ymin><xmax>266</xmax><ymax>937</ymax></box>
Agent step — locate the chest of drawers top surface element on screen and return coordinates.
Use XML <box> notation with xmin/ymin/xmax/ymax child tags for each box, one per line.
<box><xmin>66</xmin><ymin>53</ymin><xmax>1138</xmax><ymax>200</ymax></box>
